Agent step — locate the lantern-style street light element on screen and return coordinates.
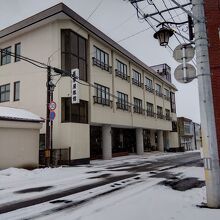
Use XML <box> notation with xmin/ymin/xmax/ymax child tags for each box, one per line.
<box><xmin>153</xmin><ymin>26</ymin><xmax>174</xmax><ymax>46</ymax></box>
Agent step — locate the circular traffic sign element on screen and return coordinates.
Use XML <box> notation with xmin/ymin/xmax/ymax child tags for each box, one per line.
<box><xmin>174</xmin><ymin>63</ymin><xmax>196</xmax><ymax>84</ymax></box>
<box><xmin>49</xmin><ymin>101</ymin><xmax>57</xmax><ymax>111</ymax></box>
<box><xmin>50</xmin><ymin>111</ymin><xmax>56</xmax><ymax>121</ymax></box>
<box><xmin>173</xmin><ymin>44</ymin><xmax>195</xmax><ymax>63</ymax></box>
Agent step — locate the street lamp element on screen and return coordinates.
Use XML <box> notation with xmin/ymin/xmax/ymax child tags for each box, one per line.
<box><xmin>153</xmin><ymin>27</ymin><xmax>174</xmax><ymax>46</ymax></box>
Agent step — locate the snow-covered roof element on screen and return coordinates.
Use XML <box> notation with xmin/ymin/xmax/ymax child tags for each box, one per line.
<box><xmin>0</xmin><ymin>106</ymin><xmax>44</xmax><ymax>122</ymax></box>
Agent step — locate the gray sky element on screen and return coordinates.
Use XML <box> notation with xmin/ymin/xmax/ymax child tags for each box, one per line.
<box><xmin>0</xmin><ymin>0</ymin><xmax>200</xmax><ymax>123</ymax></box>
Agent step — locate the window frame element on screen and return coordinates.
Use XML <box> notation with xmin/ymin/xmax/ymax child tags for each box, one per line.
<box><xmin>93</xmin><ymin>46</ymin><xmax>110</xmax><ymax>72</ymax></box>
<box><xmin>132</xmin><ymin>70</ymin><xmax>142</xmax><ymax>87</ymax></box>
<box><xmin>94</xmin><ymin>83</ymin><xmax>112</xmax><ymax>106</ymax></box>
<box><xmin>61</xmin><ymin>98</ymin><xmax>88</xmax><ymax>124</ymax></box>
<box><xmin>15</xmin><ymin>43</ymin><xmax>21</xmax><ymax>62</ymax></box>
<box><xmin>115</xmin><ymin>59</ymin><xmax>128</xmax><ymax>80</ymax></box>
<box><xmin>14</xmin><ymin>81</ymin><xmax>20</xmax><ymax>101</ymax></box>
<box><xmin>146</xmin><ymin>102</ymin><xmax>154</xmax><ymax>117</ymax></box>
<box><xmin>1</xmin><ymin>46</ymin><xmax>11</xmax><ymax>66</ymax></box>
<box><xmin>61</xmin><ymin>29</ymin><xmax>87</xmax><ymax>82</ymax></box>
<box><xmin>0</xmin><ymin>83</ymin><xmax>10</xmax><ymax>103</ymax></box>
<box><xmin>117</xmin><ymin>91</ymin><xmax>129</xmax><ymax>111</ymax></box>
<box><xmin>133</xmin><ymin>97</ymin><xmax>143</xmax><ymax>114</ymax></box>
<box><xmin>157</xmin><ymin>105</ymin><xmax>163</xmax><ymax>119</ymax></box>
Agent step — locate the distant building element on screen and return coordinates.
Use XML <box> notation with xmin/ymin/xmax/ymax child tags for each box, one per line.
<box><xmin>177</xmin><ymin>117</ymin><xmax>202</xmax><ymax>151</ymax></box>
<box><xmin>0</xmin><ymin>3</ymin><xmax>179</xmax><ymax>164</ymax></box>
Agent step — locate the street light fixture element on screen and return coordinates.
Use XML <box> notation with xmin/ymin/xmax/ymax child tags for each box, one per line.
<box><xmin>153</xmin><ymin>27</ymin><xmax>174</xmax><ymax>47</ymax></box>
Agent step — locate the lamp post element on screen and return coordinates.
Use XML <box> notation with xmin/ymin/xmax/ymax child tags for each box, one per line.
<box><xmin>152</xmin><ymin>0</ymin><xmax>220</xmax><ymax>208</ymax></box>
<box><xmin>153</xmin><ymin>26</ymin><xmax>174</xmax><ymax>46</ymax></box>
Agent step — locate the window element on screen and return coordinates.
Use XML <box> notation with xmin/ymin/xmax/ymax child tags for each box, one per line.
<box><xmin>184</xmin><ymin>121</ymin><xmax>191</xmax><ymax>134</ymax></box>
<box><xmin>117</xmin><ymin>91</ymin><xmax>129</xmax><ymax>111</ymax></box>
<box><xmin>15</xmin><ymin>43</ymin><xmax>21</xmax><ymax>62</ymax></box>
<box><xmin>1</xmin><ymin>46</ymin><xmax>11</xmax><ymax>65</ymax></box>
<box><xmin>115</xmin><ymin>60</ymin><xmax>128</xmax><ymax>80</ymax></box>
<box><xmin>14</xmin><ymin>81</ymin><xmax>20</xmax><ymax>101</ymax></box>
<box><xmin>165</xmin><ymin>109</ymin><xmax>171</xmax><ymax>120</ymax></box>
<box><xmin>145</xmin><ymin>77</ymin><xmax>154</xmax><ymax>92</ymax></box>
<box><xmin>164</xmin><ymin>88</ymin><xmax>170</xmax><ymax>100</ymax></box>
<box><xmin>146</xmin><ymin>102</ymin><xmax>154</xmax><ymax>117</ymax></box>
<box><xmin>132</xmin><ymin>70</ymin><xmax>142</xmax><ymax>87</ymax></box>
<box><xmin>0</xmin><ymin>84</ymin><xmax>10</xmax><ymax>103</ymax></box>
<box><xmin>61</xmin><ymin>98</ymin><xmax>88</xmax><ymax>123</ymax></box>
<box><xmin>93</xmin><ymin>46</ymin><xmax>110</xmax><ymax>72</ymax></box>
<box><xmin>94</xmin><ymin>83</ymin><xmax>112</xmax><ymax>106</ymax></box>
<box><xmin>172</xmin><ymin>121</ymin><xmax>177</xmax><ymax>132</ymax></box>
<box><xmin>61</xmin><ymin>29</ymin><xmax>87</xmax><ymax>81</ymax></box>
<box><xmin>170</xmin><ymin>92</ymin><xmax>176</xmax><ymax>113</ymax></box>
<box><xmin>157</xmin><ymin>106</ymin><xmax>163</xmax><ymax>119</ymax></box>
<box><xmin>155</xmin><ymin>84</ymin><xmax>162</xmax><ymax>97</ymax></box>
<box><xmin>133</xmin><ymin>97</ymin><xmax>143</xmax><ymax>114</ymax></box>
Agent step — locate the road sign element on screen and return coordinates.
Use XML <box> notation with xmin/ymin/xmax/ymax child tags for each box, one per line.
<box><xmin>49</xmin><ymin>111</ymin><xmax>56</xmax><ymax>121</ymax></box>
<box><xmin>48</xmin><ymin>101</ymin><xmax>57</xmax><ymax>111</ymax></box>
<box><xmin>173</xmin><ymin>44</ymin><xmax>195</xmax><ymax>63</ymax></box>
<box><xmin>71</xmin><ymin>69</ymin><xmax>80</xmax><ymax>104</ymax></box>
<box><xmin>174</xmin><ymin>63</ymin><xmax>196</xmax><ymax>83</ymax></box>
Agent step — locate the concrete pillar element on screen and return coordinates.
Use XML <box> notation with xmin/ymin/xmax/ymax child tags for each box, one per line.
<box><xmin>102</xmin><ymin>125</ymin><xmax>112</xmax><ymax>160</ymax></box>
<box><xmin>157</xmin><ymin>130</ymin><xmax>164</xmax><ymax>152</ymax></box>
<box><xmin>150</xmin><ymin>130</ymin><xmax>155</xmax><ymax>148</ymax></box>
<box><xmin>136</xmin><ymin>128</ymin><xmax>144</xmax><ymax>155</ymax></box>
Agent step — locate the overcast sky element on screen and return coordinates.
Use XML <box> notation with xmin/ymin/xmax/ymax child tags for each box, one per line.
<box><xmin>0</xmin><ymin>0</ymin><xmax>200</xmax><ymax>123</ymax></box>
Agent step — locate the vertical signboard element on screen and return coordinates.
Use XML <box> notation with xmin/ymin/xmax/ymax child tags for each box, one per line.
<box><xmin>71</xmin><ymin>69</ymin><xmax>80</xmax><ymax>104</ymax></box>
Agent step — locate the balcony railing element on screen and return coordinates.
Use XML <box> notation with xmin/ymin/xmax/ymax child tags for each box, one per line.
<box><xmin>116</xmin><ymin>102</ymin><xmax>131</xmax><ymax>111</ymax></box>
<box><xmin>155</xmin><ymin>90</ymin><xmax>163</xmax><ymax>97</ymax></box>
<box><xmin>115</xmin><ymin>69</ymin><xmax>130</xmax><ymax>82</ymax></box>
<box><xmin>146</xmin><ymin>110</ymin><xmax>156</xmax><ymax>118</ymax></box>
<box><xmin>164</xmin><ymin>95</ymin><xmax>170</xmax><ymax>101</ymax></box>
<box><xmin>165</xmin><ymin>115</ymin><xmax>172</xmax><ymax>121</ymax></box>
<box><xmin>133</xmin><ymin>107</ymin><xmax>145</xmax><ymax>114</ymax></box>
<box><xmin>132</xmin><ymin>78</ymin><xmax>143</xmax><ymax>88</ymax></box>
<box><xmin>157</xmin><ymin>113</ymin><xmax>164</xmax><ymax>119</ymax></box>
<box><xmin>93</xmin><ymin>96</ymin><xmax>113</xmax><ymax>107</ymax></box>
<box><xmin>92</xmin><ymin>57</ymin><xmax>111</xmax><ymax>72</ymax></box>
<box><xmin>145</xmin><ymin>85</ymin><xmax>154</xmax><ymax>93</ymax></box>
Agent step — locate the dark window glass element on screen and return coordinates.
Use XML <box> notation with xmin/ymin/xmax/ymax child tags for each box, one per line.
<box><xmin>146</xmin><ymin>102</ymin><xmax>154</xmax><ymax>117</ymax></box>
<box><xmin>170</xmin><ymin>92</ymin><xmax>176</xmax><ymax>113</ymax></box>
<box><xmin>0</xmin><ymin>83</ymin><xmax>10</xmax><ymax>103</ymax></box>
<box><xmin>133</xmin><ymin>97</ymin><xmax>142</xmax><ymax>114</ymax></box>
<box><xmin>115</xmin><ymin>60</ymin><xmax>127</xmax><ymax>80</ymax></box>
<box><xmin>94</xmin><ymin>83</ymin><xmax>111</xmax><ymax>106</ymax></box>
<box><xmin>61</xmin><ymin>98</ymin><xmax>88</xmax><ymax>123</ymax></box>
<box><xmin>93</xmin><ymin>46</ymin><xmax>110</xmax><ymax>72</ymax></box>
<box><xmin>165</xmin><ymin>109</ymin><xmax>170</xmax><ymax>120</ymax></box>
<box><xmin>14</xmin><ymin>81</ymin><xmax>20</xmax><ymax>101</ymax></box>
<box><xmin>132</xmin><ymin>70</ymin><xmax>142</xmax><ymax>87</ymax></box>
<box><xmin>61</xmin><ymin>29</ymin><xmax>87</xmax><ymax>82</ymax></box>
<box><xmin>157</xmin><ymin>106</ymin><xmax>163</xmax><ymax>119</ymax></box>
<box><xmin>15</xmin><ymin>43</ymin><xmax>21</xmax><ymax>62</ymax></box>
<box><xmin>117</xmin><ymin>91</ymin><xmax>129</xmax><ymax>110</ymax></box>
<box><xmin>1</xmin><ymin>47</ymin><xmax>11</xmax><ymax>65</ymax></box>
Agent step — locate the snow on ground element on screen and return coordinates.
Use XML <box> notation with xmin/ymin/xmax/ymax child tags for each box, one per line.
<box><xmin>0</xmin><ymin>151</ymin><xmax>186</xmax><ymax>205</ymax></box>
<box><xmin>1</xmin><ymin>165</ymin><xmax>219</xmax><ymax>220</ymax></box>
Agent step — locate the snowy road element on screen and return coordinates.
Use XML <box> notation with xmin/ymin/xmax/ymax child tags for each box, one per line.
<box><xmin>1</xmin><ymin>151</ymin><xmax>219</xmax><ymax>220</ymax></box>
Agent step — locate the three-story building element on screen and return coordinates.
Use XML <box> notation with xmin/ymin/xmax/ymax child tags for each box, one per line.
<box><xmin>0</xmin><ymin>3</ymin><xmax>179</xmax><ymax>164</ymax></box>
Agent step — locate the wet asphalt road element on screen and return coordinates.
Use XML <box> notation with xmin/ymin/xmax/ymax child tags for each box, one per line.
<box><xmin>0</xmin><ymin>151</ymin><xmax>202</xmax><ymax>215</ymax></box>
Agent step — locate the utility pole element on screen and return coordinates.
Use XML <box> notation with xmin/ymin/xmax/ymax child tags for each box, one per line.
<box><xmin>192</xmin><ymin>0</ymin><xmax>220</xmax><ymax>207</ymax></box>
<box><xmin>45</xmin><ymin>66</ymin><xmax>52</xmax><ymax>166</ymax></box>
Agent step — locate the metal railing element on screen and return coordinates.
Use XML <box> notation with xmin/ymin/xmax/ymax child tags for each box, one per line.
<box><xmin>92</xmin><ymin>57</ymin><xmax>111</xmax><ymax>72</ymax></box>
<box><xmin>93</xmin><ymin>96</ymin><xmax>113</xmax><ymax>107</ymax></box>
<box><xmin>39</xmin><ymin>147</ymin><xmax>71</xmax><ymax>166</ymax></box>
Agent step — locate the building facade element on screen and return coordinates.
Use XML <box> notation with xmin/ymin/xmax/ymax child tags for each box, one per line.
<box><xmin>204</xmin><ymin>1</ymin><xmax>220</xmax><ymax>158</ymax></box>
<box><xmin>177</xmin><ymin>117</ymin><xmax>202</xmax><ymax>151</ymax></box>
<box><xmin>0</xmin><ymin>3</ymin><xmax>179</xmax><ymax>164</ymax></box>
